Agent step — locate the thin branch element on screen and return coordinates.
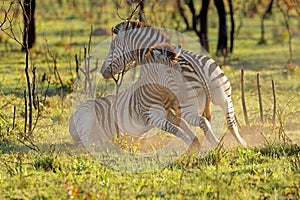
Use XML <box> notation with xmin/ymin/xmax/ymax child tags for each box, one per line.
<box><xmin>74</xmin><ymin>54</ymin><xmax>80</xmax><ymax>80</ymax></box>
<box><xmin>241</xmin><ymin>69</ymin><xmax>249</xmax><ymax>126</ymax></box>
<box><xmin>276</xmin><ymin>0</ymin><xmax>294</xmax><ymax>65</ymax></box>
<box><xmin>257</xmin><ymin>73</ymin><xmax>264</xmax><ymax>124</ymax></box>
<box><xmin>116</xmin><ymin>0</ymin><xmax>145</xmax><ymax>21</ymax></box>
<box><xmin>0</xmin><ymin>1</ymin><xmax>14</xmax><ymax>28</ymax></box>
<box><xmin>87</xmin><ymin>25</ymin><xmax>93</xmax><ymax>97</ymax></box>
<box><xmin>12</xmin><ymin>106</ymin><xmax>16</xmax><ymax>130</ymax></box>
<box><xmin>23</xmin><ymin>90</ymin><xmax>27</xmax><ymax>134</ymax></box>
<box><xmin>272</xmin><ymin>80</ymin><xmax>276</xmax><ymax>127</ymax></box>
<box><xmin>44</xmin><ymin>38</ymin><xmax>64</xmax><ymax>88</ymax></box>
<box><xmin>0</xmin><ymin>1</ymin><xmax>24</xmax><ymax>47</ymax></box>
<box><xmin>43</xmin><ymin>77</ymin><xmax>51</xmax><ymax>104</ymax></box>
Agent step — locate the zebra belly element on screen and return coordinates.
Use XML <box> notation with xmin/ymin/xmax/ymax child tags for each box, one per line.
<box><xmin>114</xmin><ymin>92</ymin><xmax>152</xmax><ymax>137</ymax></box>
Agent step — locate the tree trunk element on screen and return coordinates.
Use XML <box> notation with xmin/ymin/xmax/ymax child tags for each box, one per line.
<box><xmin>177</xmin><ymin>0</ymin><xmax>190</xmax><ymax>30</ymax></box>
<box><xmin>214</xmin><ymin>0</ymin><xmax>227</xmax><ymax>57</ymax></box>
<box><xmin>185</xmin><ymin>0</ymin><xmax>198</xmax><ymax>32</ymax></box>
<box><xmin>138</xmin><ymin>0</ymin><xmax>145</xmax><ymax>22</ymax></box>
<box><xmin>22</xmin><ymin>0</ymin><xmax>36</xmax><ymax>50</ymax></box>
<box><xmin>259</xmin><ymin>0</ymin><xmax>274</xmax><ymax>44</ymax></box>
<box><xmin>199</xmin><ymin>0</ymin><xmax>210</xmax><ymax>52</ymax></box>
<box><xmin>185</xmin><ymin>0</ymin><xmax>206</xmax><ymax>51</ymax></box>
<box><xmin>228</xmin><ymin>0</ymin><xmax>234</xmax><ymax>53</ymax></box>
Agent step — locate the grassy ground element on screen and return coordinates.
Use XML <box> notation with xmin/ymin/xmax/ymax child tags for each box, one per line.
<box><xmin>0</xmin><ymin>0</ymin><xmax>300</xmax><ymax>199</ymax></box>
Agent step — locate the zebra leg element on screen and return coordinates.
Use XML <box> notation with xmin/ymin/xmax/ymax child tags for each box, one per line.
<box><xmin>69</xmin><ymin>115</ymin><xmax>81</xmax><ymax>145</ymax></box>
<box><xmin>166</xmin><ymin>111</ymin><xmax>201</xmax><ymax>153</ymax></box>
<box><xmin>70</xmin><ymin>100</ymin><xmax>103</xmax><ymax>147</ymax></box>
<box><xmin>226</xmin><ymin>117</ymin><xmax>247</xmax><ymax>146</ymax></box>
<box><xmin>183</xmin><ymin>113</ymin><xmax>220</xmax><ymax>146</ymax></box>
<box><xmin>166</xmin><ymin>111</ymin><xmax>196</xmax><ymax>140</ymax></box>
<box><xmin>145</xmin><ymin>112</ymin><xmax>192</xmax><ymax>145</ymax></box>
<box><xmin>228</xmin><ymin>125</ymin><xmax>247</xmax><ymax>146</ymax></box>
<box><xmin>222</xmin><ymin>100</ymin><xmax>247</xmax><ymax>146</ymax></box>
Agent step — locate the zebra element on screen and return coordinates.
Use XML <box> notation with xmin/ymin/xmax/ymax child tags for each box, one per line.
<box><xmin>69</xmin><ymin>43</ymin><xmax>201</xmax><ymax>151</ymax></box>
<box><xmin>100</xmin><ymin>20</ymin><xmax>247</xmax><ymax>146</ymax></box>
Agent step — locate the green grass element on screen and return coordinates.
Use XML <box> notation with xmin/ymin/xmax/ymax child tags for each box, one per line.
<box><xmin>0</xmin><ymin>0</ymin><xmax>300</xmax><ymax>199</ymax></box>
<box><xmin>0</xmin><ymin>144</ymin><xmax>299</xmax><ymax>199</ymax></box>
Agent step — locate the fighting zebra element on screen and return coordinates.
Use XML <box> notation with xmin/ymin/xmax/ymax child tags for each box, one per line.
<box><xmin>69</xmin><ymin>43</ymin><xmax>201</xmax><ymax>150</ymax></box>
<box><xmin>100</xmin><ymin>20</ymin><xmax>247</xmax><ymax>146</ymax></box>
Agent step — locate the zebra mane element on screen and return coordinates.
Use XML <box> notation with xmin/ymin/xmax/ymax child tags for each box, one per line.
<box><xmin>112</xmin><ymin>20</ymin><xmax>150</xmax><ymax>34</ymax></box>
<box><xmin>112</xmin><ymin>20</ymin><xmax>170</xmax><ymax>42</ymax></box>
<box><xmin>145</xmin><ymin>42</ymin><xmax>179</xmax><ymax>64</ymax></box>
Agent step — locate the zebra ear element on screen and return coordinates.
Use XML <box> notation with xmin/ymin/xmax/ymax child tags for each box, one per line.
<box><xmin>171</xmin><ymin>45</ymin><xmax>182</xmax><ymax>65</ymax></box>
<box><xmin>174</xmin><ymin>44</ymin><xmax>182</xmax><ymax>58</ymax></box>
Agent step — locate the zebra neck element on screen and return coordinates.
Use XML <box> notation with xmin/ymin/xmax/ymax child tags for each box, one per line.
<box><xmin>131</xmin><ymin>48</ymin><xmax>151</xmax><ymax>64</ymax></box>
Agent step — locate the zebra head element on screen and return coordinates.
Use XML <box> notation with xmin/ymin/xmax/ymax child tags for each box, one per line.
<box><xmin>112</xmin><ymin>20</ymin><xmax>151</xmax><ymax>34</ymax></box>
<box><xmin>101</xmin><ymin>20</ymin><xmax>170</xmax><ymax>79</ymax></box>
<box><xmin>143</xmin><ymin>43</ymin><xmax>187</xmax><ymax>103</ymax></box>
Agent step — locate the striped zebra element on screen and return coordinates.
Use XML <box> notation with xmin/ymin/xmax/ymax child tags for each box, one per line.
<box><xmin>100</xmin><ymin>20</ymin><xmax>247</xmax><ymax>146</ymax></box>
<box><xmin>69</xmin><ymin>43</ymin><xmax>201</xmax><ymax>150</ymax></box>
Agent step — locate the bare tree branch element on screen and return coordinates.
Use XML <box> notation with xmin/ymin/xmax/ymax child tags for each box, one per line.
<box><xmin>0</xmin><ymin>1</ymin><xmax>24</xmax><ymax>47</ymax></box>
<box><xmin>116</xmin><ymin>0</ymin><xmax>145</xmax><ymax>21</ymax></box>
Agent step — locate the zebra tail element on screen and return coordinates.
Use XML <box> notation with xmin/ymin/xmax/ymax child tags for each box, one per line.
<box><xmin>203</xmin><ymin>101</ymin><xmax>212</xmax><ymax>122</ymax></box>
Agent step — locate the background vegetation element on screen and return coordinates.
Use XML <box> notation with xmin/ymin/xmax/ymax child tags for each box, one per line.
<box><xmin>0</xmin><ymin>0</ymin><xmax>299</xmax><ymax>199</ymax></box>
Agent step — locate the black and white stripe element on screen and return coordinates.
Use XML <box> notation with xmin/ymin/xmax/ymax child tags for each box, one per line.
<box><xmin>70</xmin><ymin>44</ymin><xmax>199</xmax><ymax>148</ymax></box>
<box><xmin>100</xmin><ymin>20</ymin><xmax>246</xmax><ymax>146</ymax></box>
